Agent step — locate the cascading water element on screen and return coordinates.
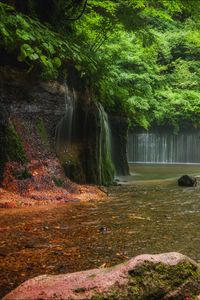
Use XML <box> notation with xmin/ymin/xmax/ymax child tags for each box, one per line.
<box><xmin>55</xmin><ymin>81</ymin><xmax>76</xmax><ymax>165</ymax></box>
<box><xmin>128</xmin><ymin>131</ymin><xmax>200</xmax><ymax>164</ymax></box>
<box><xmin>96</xmin><ymin>103</ymin><xmax>115</xmax><ymax>184</ymax></box>
<box><xmin>55</xmin><ymin>88</ymin><xmax>114</xmax><ymax>184</ymax></box>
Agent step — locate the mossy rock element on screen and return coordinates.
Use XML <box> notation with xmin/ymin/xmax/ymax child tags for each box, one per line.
<box><xmin>126</xmin><ymin>261</ymin><xmax>200</xmax><ymax>300</ymax></box>
<box><xmin>5</xmin><ymin>121</ymin><xmax>27</xmax><ymax>163</ymax></box>
<box><xmin>0</xmin><ymin>118</ymin><xmax>27</xmax><ymax>182</ymax></box>
<box><xmin>3</xmin><ymin>253</ymin><xmax>200</xmax><ymax>300</ymax></box>
<box><xmin>62</xmin><ymin>159</ymin><xmax>86</xmax><ymax>183</ymax></box>
<box><xmin>100</xmin><ymin>152</ymin><xmax>115</xmax><ymax>186</ymax></box>
<box><xmin>91</xmin><ymin>261</ymin><xmax>200</xmax><ymax>300</ymax></box>
<box><xmin>36</xmin><ymin>117</ymin><xmax>48</xmax><ymax>144</ymax></box>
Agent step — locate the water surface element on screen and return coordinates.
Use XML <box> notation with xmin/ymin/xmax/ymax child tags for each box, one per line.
<box><xmin>1</xmin><ymin>163</ymin><xmax>200</xmax><ymax>298</ymax></box>
<box><xmin>118</xmin><ymin>163</ymin><xmax>200</xmax><ymax>181</ymax></box>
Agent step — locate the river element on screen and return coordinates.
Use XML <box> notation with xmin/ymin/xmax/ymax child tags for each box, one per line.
<box><xmin>1</xmin><ymin>163</ymin><xmax>200</xmax><ymax>298</ymax></box>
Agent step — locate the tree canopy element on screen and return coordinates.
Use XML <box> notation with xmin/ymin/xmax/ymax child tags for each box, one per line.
<box><xmin>0</xmin><ymin>0</ymin><xmax>200</xmax><ymax>130</ymax></box>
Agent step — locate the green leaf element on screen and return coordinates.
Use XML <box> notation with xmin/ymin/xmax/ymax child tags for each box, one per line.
<box><xmin>52</xmin><ymin>57</ymin><xmax>61</xmax><ymax>68</ymax></box>
<box><xmin>16</xmin><ymin>15</ymin><xmax>30</xmax><ymax>29</ymax></box>
<box><xmin>20</xmin><ymin>44</ymin><xmax>33</xmax><ymax>57</ymax></box>
<box><xmin>16</xmin><ymin>29</ymin><xmax>30</xmax><ymax>41</ymax></box>
<box><xmin>29</xmin><ymin>53</ymin><xmax>39</xmax><ymax>61</ymax></box>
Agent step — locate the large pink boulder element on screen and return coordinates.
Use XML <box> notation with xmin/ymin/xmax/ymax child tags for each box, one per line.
<box><xmin>3</xmin><ymin>252</ymin><xmax>200</xmax><ymax>300</ymax></box>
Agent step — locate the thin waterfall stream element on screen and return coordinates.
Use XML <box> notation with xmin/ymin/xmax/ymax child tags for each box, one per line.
<box><xmin>55</xmin><ymin>81</ymin><xmax>76</xmax><ymax>158</ymax></box>
<box><xmin>97</xmin><ymin>103</ymin><xmax>115</xmax><ymax>183</ymax></box>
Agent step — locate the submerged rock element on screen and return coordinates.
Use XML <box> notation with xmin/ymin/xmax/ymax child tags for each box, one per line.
<box><xmin>3</xmin><ymin>252</ymin><xmax>200</xmax><ymax>300</ymax></box>
<box><xmin>178</xmin><ymin>175</ymin><xmax>197</xmax><ymax>187</ymax></box>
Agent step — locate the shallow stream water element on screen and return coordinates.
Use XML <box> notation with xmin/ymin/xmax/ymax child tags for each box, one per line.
<box><xmin>1</xmin><ymin>164</ymin><xmax>200</xmax><ymax>298</ymax></box>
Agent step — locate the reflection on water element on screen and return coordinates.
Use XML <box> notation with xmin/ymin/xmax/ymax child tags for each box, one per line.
<box><xmin>1</xmin><ymin>164</ymin><xmax>200</xmax><ymax>297</ymax></box>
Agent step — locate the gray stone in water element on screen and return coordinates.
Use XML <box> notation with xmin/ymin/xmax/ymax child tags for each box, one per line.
<box><xmin>178</xmin><ymin>174</ymin><xmax>197</xmax><ymax>187</ymax></box>
<box><xmin>3</xmin><ymin>252</ymin><xmax>200</xmax><ymax>300</ymax></box>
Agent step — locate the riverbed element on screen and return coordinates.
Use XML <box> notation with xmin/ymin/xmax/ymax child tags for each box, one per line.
<box><xmin>1</xmin><ymin>164</ymin><xmax>200</xmax><ymax>298</ymax></box>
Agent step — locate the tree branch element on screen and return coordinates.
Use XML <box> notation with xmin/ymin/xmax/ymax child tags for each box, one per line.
<box><xmin>66</xmin><ymin>0</ymin><xmax>88</xmax><ymax>21</ymax></box>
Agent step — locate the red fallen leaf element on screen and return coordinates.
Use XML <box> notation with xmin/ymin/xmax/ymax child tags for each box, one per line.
<box><xmin>0</xmin><ymin>202</ymin><xmax>17</xmax><ymax>208</ymax></box>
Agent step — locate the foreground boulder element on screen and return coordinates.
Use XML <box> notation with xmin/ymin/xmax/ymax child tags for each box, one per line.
<box><xmin>178</xmin><ymin>175</ymin><xmax>197</xmax><ymax>187</ymax></box>
<box><xmin>3</xmin><ymin>252</ymin><xmax>200</xmax><ymax>300</ymax></box>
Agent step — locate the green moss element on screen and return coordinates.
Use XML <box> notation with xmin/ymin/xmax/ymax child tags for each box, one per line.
<box><xmin>101</xmin><ymin>152</ymin><xmax>115</xmax><ymax>186</ymax></box>
<box><xmin>36</xmin><ymin>117</ymin><xmax>48</xmax><ymax>144</ymax></box>
<box><xmin>5</xmin><ymin>121</ymin><xmax>27</xmax><ymax>163</ymax></box>
<box><xmin>63</xmin><ymin>159</ymin><xmax>86</xmax><ymax>183</ymax></box>
<box><xmin>58</xmin><ymin>147</ymin><xmax>86</xmax><ymax>183</ymax></box>
<box><xmin>13</xmin><ymin>168</ymin><xmax>32</xmax><ymax>180</ymax></box>
<box><xmin>127</xmin><ymin>261</ymin><xmax>200</xmax><ymax>300</ymax></box>
<box><xmin>52</xmin><ymin>176</ymin><xmax>64</xmax><ymax>187</ymax></box>
<box><xmin>91</xmin><ymin>261</ymin><xmax>200</xmax><ymax>300</ymax></box>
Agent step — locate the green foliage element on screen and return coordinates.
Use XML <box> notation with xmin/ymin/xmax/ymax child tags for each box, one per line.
<box><xmin>52</xmin><ymin>176</ymin><xmax>64</xmax><ymax>187</ymax></box>
<box><xmin>5</xmin><ymin>121</ymin><xmax>27</xmax><ymax>163</ymax></box>
<box><xmin>151</xmin><ymin>19</ymin><xmax>200</xmax><ymax>130</ymax></box>
<box><xmin>36</xmin><ymin>117</ymin><xmax>48</xmax><ymax>144</ymax></box>
<box><xmin>0</xmin><ymin>0</ymin><xmax>200</xmax><ymax>129</ymax></box>
<box><xmin>82</xmin><ymin>9</ymin><xmax>200</xmax><ymax>129</ymax></box>
<box><xmin>72</xmin><ymin>0</ymin><xmax>200</xmax><ymax>130</ymax></box>
<box><xmin>0</xmin><ymin>2</ymin><xmax>96</xmax><ymax>78</ymax></box>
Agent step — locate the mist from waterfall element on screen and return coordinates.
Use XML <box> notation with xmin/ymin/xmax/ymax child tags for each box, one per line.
<box><xmin>128</xmin><ymin>132</ymin><xmax>200</xmax><ymax>164</ymax></box>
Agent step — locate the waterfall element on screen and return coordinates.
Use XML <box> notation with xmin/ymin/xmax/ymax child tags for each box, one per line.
<box><xmin>55</xmin><ymin>89</ymin><xmax>114</xmax><ymax>184</ymax></box>
<box><xmin>128</xmin><ymin>131</ymin><xmax>200</xmax><ymax>164</ymax></box>
<box><xmin>97</xmin><ymin>103</ymin><xmax>114</xmax><ymax>184</ymax></box>
<box><xmin>55</xmin><ymin>81</ymin><xmax>76</xmax><ymax>161</ymax></box>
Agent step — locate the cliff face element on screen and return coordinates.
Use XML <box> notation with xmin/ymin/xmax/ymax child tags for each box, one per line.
<box><xmin>0</xmin><ymin>66</ymin><xmax>129</xmax><ymax>187</ymax></box>
<box><xmin>0</xmin><ymin>67</ymin><xmax>64</xmax><ymax>159</ymax></box>
<box><xmin>109</xmin><ymin>116</ymin><xmax>130</xmax><ymax>176</ymax></box>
